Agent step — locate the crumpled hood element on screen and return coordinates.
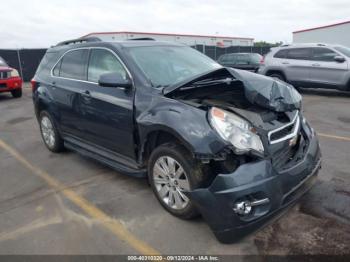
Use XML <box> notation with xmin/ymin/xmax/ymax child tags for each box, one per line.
<box><xmin>164</xmin><ymin>67</ymin><xmax>302</xmax><ymax>112</ymax></box>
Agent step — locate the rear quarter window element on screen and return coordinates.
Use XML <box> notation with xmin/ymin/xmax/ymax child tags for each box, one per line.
<box><xmin>273</xmin><ymin>49</ymin><xmax>288</xmax><ymax>58</ymax></box>
<box><xmin>35</xmin><ymin>52</ymin><xmax>58</xmax><ymax>76</ymax></box>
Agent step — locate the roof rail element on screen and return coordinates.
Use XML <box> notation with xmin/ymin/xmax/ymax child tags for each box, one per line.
<box><xmin>280</xmin><ymin>44</ymin><xmax>290</xmax><ymax>47</ymax></box>
<box><xmin>56</xmin><ymin>37</ymin><xmax>101</xmax><ymax>46</ymax></box>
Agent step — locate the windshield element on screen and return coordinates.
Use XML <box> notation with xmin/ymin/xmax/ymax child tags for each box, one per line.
<box><xmin>0</xmin><ymin>57</ymin><xmax>7</xmax><ymax>66</ymax></box>
<box><xmin>128</xmin><ymin>46</ymin><xmax>221</xmax><ymax>87</ymax></box>
<box><xmin>334</xmin><ymin>46</ymin><xmax>350</xmax><ymax>58</ymax></box>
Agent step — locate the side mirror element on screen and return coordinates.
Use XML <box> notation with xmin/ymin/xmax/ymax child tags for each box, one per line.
<box><xmin>334</xmin><ymin>56</ymin><xmax>345</xmax><ymax>63</ymax></box>
<box><xmin>98</xmin><ymin>72</ymin><xmax>132</xmax><ymax>88</ymax></box>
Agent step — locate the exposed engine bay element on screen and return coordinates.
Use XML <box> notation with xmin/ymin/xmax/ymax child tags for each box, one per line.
<box><xmin>164</xmin><ymin>68</ymin><xmax>308</xmax><ymax>178</ymax></box>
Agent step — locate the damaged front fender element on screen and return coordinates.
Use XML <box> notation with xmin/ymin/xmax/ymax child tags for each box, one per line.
<box><xmin>136</xmin><ymin>95</ymin><xmax>231</xmax><ymax>161</ymax></box>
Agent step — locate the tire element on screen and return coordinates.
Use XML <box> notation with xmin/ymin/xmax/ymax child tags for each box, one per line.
<box><xmin>148</xmin><ymin>143</ymin><xmax>206</xmax><ymax>220</ymax></box>
<box><xmin>268</xmin><ymin>72</ymin><xmax>286</xmax><ymax>82</ymax></box>
<box><xmin>11</xmin><ymin>89</ymin><xmax>22</xmax><ymax>98</ymax></box>
<box><xmin>39</xmin><ymin>111</ymin><xmax>64</xmax><ymax>152</ymax></box>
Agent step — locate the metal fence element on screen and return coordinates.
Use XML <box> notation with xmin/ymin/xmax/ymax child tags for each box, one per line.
<box><xmin>0</xmin><ymin>45</ymin><xmax>272</xmax><ymax>82</ymax></box>
<box><xmin>0</xmin><ymin>49</ymin><xmax>47</xmax><ymax>82</ymax></box>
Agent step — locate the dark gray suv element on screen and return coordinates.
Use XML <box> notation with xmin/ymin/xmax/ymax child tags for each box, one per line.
<box><xmin>32</xmin><ymin>37</ymin><xmax>321</xmax><ymax>243</ymax></box>
<box><xmin>258</xmin><ymin>43</ymin><xmax>350</xmax><ymax>91</ymax></box>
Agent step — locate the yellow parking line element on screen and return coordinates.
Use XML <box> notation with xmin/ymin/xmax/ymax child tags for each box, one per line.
<box><xmin>0</xmin><ymin>139</ymin><xmax>160</xmax><ymax>255</ymax></box>
<box><xmin>318</xmin><ymin>133</ymin><xmax>350</xmax><ymax>142</ymax></box>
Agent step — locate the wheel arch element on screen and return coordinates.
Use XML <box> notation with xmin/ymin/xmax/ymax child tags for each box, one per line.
<box><xmin>139</xmin><ymin>128</ymin><xmax>194</xmax><ymax>167</ymax></box>
<box><xmin>266</xmin><ymin>69</ymin><xmax>287</xmax><ymax>81</ymax></box>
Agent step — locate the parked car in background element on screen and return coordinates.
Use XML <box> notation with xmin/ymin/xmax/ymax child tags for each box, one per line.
<box><xmin>32</xmin><ymin>38</ymin><xmax>321</xmax><ymax>243</ymax></box>
<box><xmin>217</xmin><ymin>53</ymin><xmax>263</xmax><ymax>72</ymax></box>
<box><xmin>0</xmin><ymin>56</ymin><xmax>22</xmax><ymax>98</ymax></box>
<box><xmin>258</xmin><ymin>43</ymin><xmax>350</xmax><ymax>91</ymax></box>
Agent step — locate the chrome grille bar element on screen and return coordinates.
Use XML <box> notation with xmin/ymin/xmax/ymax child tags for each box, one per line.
<box><xmin>268</xmin><ymin>112</ymin><xmax>300</xmax><ymax>144</ymax></box>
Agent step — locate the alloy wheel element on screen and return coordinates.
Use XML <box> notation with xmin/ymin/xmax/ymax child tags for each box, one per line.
<box><xmin>152</xmin><ymin>156</ymin><xmax>190</xmax><ymax>210</ymax></box>
<box><xmin>41</xmin><ymin>116</ymin><xmax>56</xmax><ymax>148</ymax></box>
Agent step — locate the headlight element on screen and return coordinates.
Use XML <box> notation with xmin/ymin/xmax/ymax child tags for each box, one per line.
<box><xmin>209</xmin><ymin>107</ymin><xmax>264</xmax><ymax>154</ymax></box>
<box><xmin>9</xmin><ymin>69</ymin><xmax>19</xmax><ymax>77</ymax></box>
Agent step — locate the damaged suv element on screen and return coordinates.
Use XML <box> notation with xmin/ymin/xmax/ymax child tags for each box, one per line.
<box><xmin>32</xmin><ymin>38</ymin><xmax>321</xmax><ymax>243</ymax></box>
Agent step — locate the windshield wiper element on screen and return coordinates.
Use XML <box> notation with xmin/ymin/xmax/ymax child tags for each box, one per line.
<box><xmin>179</xmin><ymin>77</ymin><xmax>238</xmax><ymax>91</ymax></box>
<box><xmin>192</xmin><ymin>77</ymin><xmax>237</xmax><ymax>86</ymax></box>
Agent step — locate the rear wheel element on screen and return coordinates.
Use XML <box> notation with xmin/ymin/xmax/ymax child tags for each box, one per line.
<box><xmin>39</xmin><ymin>111</ymin><xmax>64</xmax><ymax>152</ymax></box>
<box><xmin>268</xmin><ymin>72</ymin><xmax>285</xmax><ymax>82</ymax></box>
<box><xmin>148</xmin><ymin>143</ymin><xmax>206</xmax><ymax>219</ymax></box>
<box><xmin>11</xmin><ymin>89</ymin><xmax>22</xmax><ymax>98</ymax></box>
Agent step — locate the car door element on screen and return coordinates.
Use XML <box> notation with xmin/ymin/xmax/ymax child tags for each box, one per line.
<box><xmin>309</xmin><ymin>47</ymin><xmax>348</xmax><ymax>87</ymax></box>
<box><xmin>51</xmin><ymin>49</ymin><xmax>89</xmax><ymax>138</ymax></box>
<box><xmin>79</xmin><ymin>48</ymin><xmax>135</xmax><ymax>159</ymax></box>
<box><xmin>283</xmin><ymin>48</ymin><xmax>312</xmax><ymax>84</ymax></box>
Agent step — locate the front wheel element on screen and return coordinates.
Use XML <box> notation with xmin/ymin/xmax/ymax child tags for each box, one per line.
<box><xmin>11</xmin><ymin>89</ymin><xmax>22</xmax><ymax>98</ymax></box>
<box><xmin>269</xmin><ymin>73</ymin><xmax>285</xmax><ymax>82</ymax></box>
<box><xmin>148</xmin><ymin>143</ymin><xmax>207</xmax><ymax>220</ymax></box>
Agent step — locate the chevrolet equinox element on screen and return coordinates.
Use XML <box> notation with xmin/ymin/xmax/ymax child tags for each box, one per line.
<box><xmin>32</xmin><ymin>37</ymin><xmax>321</xmax><ymax>243</ymax></box>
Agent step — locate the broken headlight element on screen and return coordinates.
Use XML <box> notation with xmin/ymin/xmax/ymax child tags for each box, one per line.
<box><xmin>209</xmin><ymin>107</ymin><xmax>264</xmax><ymax>154</ymax></box>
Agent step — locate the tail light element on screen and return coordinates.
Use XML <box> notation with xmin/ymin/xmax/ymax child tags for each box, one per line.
<box><xmin>260</xmin><ymin>56</ymin><xmax>265</xmax><ymax>64</ymax></box>
<box><xmin>9</xmin><ymin>68</ymin><xmax>20</xmax><ymax>77</ymax></box>
<box><xmin>31</xmin><ymin>79</ymin><xmax>38</xmax><ymax>92</ymax></box>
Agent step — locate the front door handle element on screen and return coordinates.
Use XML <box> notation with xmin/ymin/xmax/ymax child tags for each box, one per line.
<box><xmin>282</xmin><ymin>62</ymin><xmax>289</xmax><ymax>65</ymax></box>
<box><xmin>312</xmin><ymin>63</ymin><xmax>321</xmax><ymax>67</ymax></box>
<box><xmin>81</xmin><ymin>90</ymin><xmax>92</xmax><ymax>98</ymax></box>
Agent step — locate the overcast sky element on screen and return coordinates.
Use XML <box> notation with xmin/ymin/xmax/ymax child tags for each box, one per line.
<box><xmin>1</xmin><ymin>0</ymin><xmax>349</xmax><ymax>48</ymax></box>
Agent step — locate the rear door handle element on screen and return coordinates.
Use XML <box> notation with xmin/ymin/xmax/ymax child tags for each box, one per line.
<box><xmin>282</xmin><ymin>62</ymin><xmax>289</xmax><ymax>65</ymax></box>
<box><xmin>312</xmin><ymin>63</ymin><xmax>320</xmax><ymax>67</ymax></box>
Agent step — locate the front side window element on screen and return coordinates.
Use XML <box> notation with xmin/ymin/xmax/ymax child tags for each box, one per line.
<box><xmin>286</xmin><ymin>48</ymin><xmax>311</xmax><ymax>60</ymax></box>
<box><xmin>88</xmin><ymin>49</ymin><xmax>127</xmax><ymax>82</ymax></box>
<box><xmin>58</xmin><ymin>49</ymin><xmax>88</xmax><ymax>80</ymax></box>
<box><xmin>312</xmin><ymin>47</ymin><xmax>338</xmax><ymax>62</ymax></box>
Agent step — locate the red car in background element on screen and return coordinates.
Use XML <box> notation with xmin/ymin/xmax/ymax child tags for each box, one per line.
<box><xmin>0</xmin><ymin>56</ymin><xmax>22</xmax><ymax>98</ymax></box>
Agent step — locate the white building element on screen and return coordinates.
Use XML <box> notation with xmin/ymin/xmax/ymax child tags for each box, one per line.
<box><xmin>293</xmin><ymin>21</ymin><xmax>350</xmax><ymax>47</ymax></box>
<box><xmin>82</xmin><ymin>31</ymin><xmax>254</xmax><ymax>47</ymax></box>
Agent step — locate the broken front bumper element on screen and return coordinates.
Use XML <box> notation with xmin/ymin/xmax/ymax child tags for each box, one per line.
<box><xmin>188</xmin><ymin>133</ymin><xmax>321</xmax><ymax>243</ymax></box>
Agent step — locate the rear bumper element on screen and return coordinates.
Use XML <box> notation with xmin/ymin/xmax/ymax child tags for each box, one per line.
<box><xmin>0</xmin><ymin>77</ymin><xmax>22</xmax><ymax>92</ymax></box>
<box><xmin>188</xmin><ymin>133</ymin><xmax>321</xmax><ymax>243</ymax></box>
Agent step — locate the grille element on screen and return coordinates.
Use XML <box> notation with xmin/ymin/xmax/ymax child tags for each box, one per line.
<box><xmin>268</xmin><ymin>112</ymin><xmax>300</xmax><ymax>144</ymax></box>
<box><xmin>0</xmin><ymin>71</ymin><xmax>9</xmax><ymax>79</ymax></box>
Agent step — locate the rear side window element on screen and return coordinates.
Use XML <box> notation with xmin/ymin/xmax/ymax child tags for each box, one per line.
<box><xmin>274</xmin><ymin>49</ymin><xmax>288</xmax><ymax>58</ymax></box>
<box><xmin>312</xmin><ymin>47</ymin><xmax>338</xmax><ymax>61</ymax></box>
<box><xmin>57</xmin><ymin>49</ymin><xmax>89</xmax><ymax>80</ymax></box>
<box><xmin>286</xmin><ymin>48</ymin><xmax>311</xmax><ymax>60</ymax></box>
<box><xmin>87</xmin><ymin>49</ymin><xmax>127</xmax><ymax>82</ymax></box>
